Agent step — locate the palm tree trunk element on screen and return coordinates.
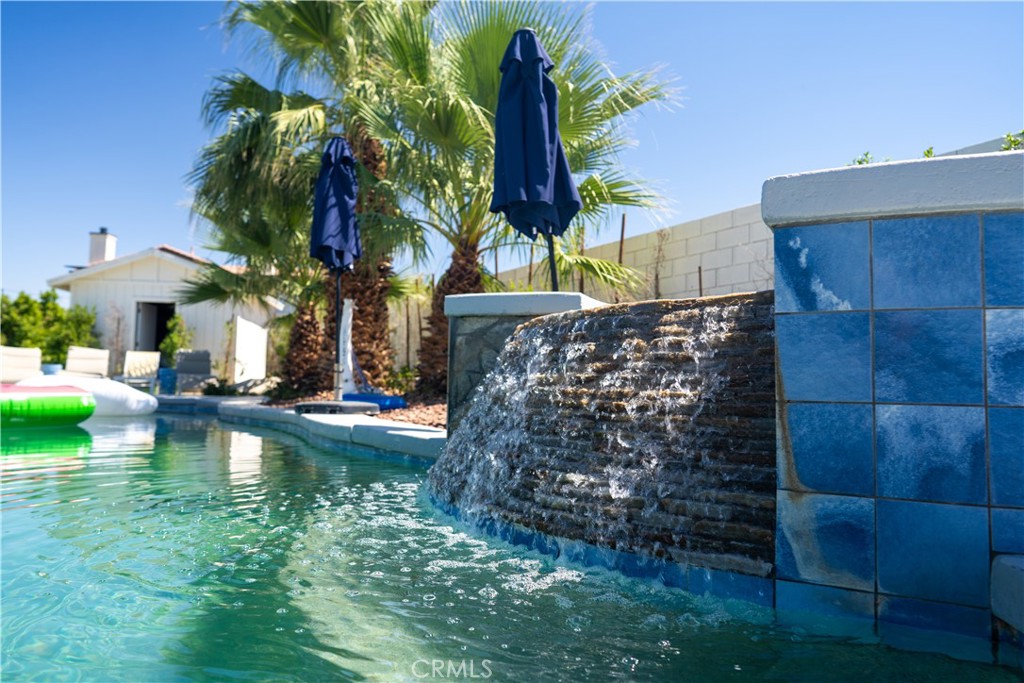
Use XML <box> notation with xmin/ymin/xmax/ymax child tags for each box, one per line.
<box><xmin>416</xmin><ymin>239</ymin><xmax>482</xmax><ymax>396</ymax></box>
<box><xmin>284</xmin><ymin>302</ymin><xmax>325</xmax><ymax>395</ymax></box>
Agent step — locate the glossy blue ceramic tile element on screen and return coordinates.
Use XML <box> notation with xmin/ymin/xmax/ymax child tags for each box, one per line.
<box><xmin>875</xmin><ymin>310</ymin><xmax>984</xmax><ymax>404</ymax></box>
<box><xmin>777</xmin><ymin>491</ymin><xmax>874</xmax><ymax>591</ymax></box>
<box><xmin>992</xmin><ymin>508</ymin><xmax>1024</xmax><ymax>553</ymax></box>
<box><xmin>873</xmin><ymin>215</ymin><xmax>982</xmax><ymax>309</ymax></box>
<box><xmin>776</xmin><ymin>580</ymin><xmax>874</xmax><ymax>619</ymax></box>
<box><xmin>990</xmin><ymin>408</ymin><xmax>1024</xmax><ymax>507</ymax></box>
<box><xmin>778</xmin><ymin>403</ymin><xmax>873</xmax><ymax>495</ymax></box>
<box><xmin>776</xmin><ymin>581</ymin><xmax>876</xmax><ymax>638</ymax></box>
<box><xmin>688</xmin><ymin>566</ymin><xmax>774</xmax><ymax>607</ymax></box>
<box><xmin>877</xmin><ymin>500</ymin><xmax>989</xmax><ymax>607</ymax></box>
<box><xmin>987</xmin><ymin>309</ymin><xmax>1024</xmax><ymax>406</ymax></box>
<box><xmin>774</xmin><ymin>222</ymin><xmax>870</xmax><ymax>312</ymax></box>
<box><xmin>776</xmin><ymin>313</ymin><xmax>871</xmax><ymax>402</ymax></box>
<box><xmin>984</xmin><ymin>212</ymin><xmax>1024</xmax><ymax>306</ymax></box>
<box><xmin>876</xmin><ymin>405</ymin><xmax>986</xmax><ymax>504</ymax></box>
<box><xmin>878</xmin><ymin>596</ymin><xmax>992</xmax><ymax>640</ymax></box>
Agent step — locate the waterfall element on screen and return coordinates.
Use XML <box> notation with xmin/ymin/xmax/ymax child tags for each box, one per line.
<box><xmin>428</xmin><ymin>291</ymin><xmax>776</xmax><ymax>578</ymax></box>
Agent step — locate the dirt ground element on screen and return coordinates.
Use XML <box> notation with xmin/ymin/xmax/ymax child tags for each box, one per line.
<box><xmin>268</xmin><ymin>392</ymin><xmax>447</xmax><ymax>429</ymax></box>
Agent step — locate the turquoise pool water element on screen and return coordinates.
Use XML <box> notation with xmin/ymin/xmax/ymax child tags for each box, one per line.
<box><xmin>1</xmin><ymin>416</ymin><xmax>1017</xmax><ymax>682</ymax></box>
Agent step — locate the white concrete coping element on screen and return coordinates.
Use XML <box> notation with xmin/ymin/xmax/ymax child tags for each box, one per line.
<box><xmin>445</xmin><ymin>292</ymin><xmax>607</xmax><ymax>317</ymax></box>
<box><xmin>215</xmin><ymin>402</ymin><xmax>446</xmax><ymax>461</ymax></box>
<box><xmin>761</xmin><ymin>151</ymin><xmax>1024</xmax><ymax>228</ymax></box>
<box><xmin>992</xmin><ymin>555</ymin><xmax>1024</xmax><ymax>633</ymax></box>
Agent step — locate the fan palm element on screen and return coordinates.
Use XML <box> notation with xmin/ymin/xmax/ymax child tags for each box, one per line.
<box><xmin>185</xmin><ymin>71</ymin><xmax>424</xmax><ymax>392</ymax></box>
<box><xmin>187</xmin><ymin>1</ymin><xmax>428</xmax><ymax>391</ymax></box>
<box><xmin>351</xmin><ymin>1</ymin><xmax>672</xmax><ymax>394</ymax></box>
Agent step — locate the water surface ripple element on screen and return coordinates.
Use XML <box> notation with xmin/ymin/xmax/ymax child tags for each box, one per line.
<box><xmin>1</xmin><ymin>417</ymin><xmax>1015</xmax><ymax>682</ymax></box>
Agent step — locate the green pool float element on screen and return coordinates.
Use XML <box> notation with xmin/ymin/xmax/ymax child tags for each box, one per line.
<box><xmin>0</xmin><ymin>384</ymin><xmax>96</xmax><ymax>428</ymax></box>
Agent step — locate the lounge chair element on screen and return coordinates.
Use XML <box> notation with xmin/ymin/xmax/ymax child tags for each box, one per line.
<box><xmin>114</xmin><ymin>351</ymin><xmax>161</xmax><ymax>394</ymax></box>
<box><xmin>62</xmin><ymin>346</ymin><xmax>110</xmax><ymax>378</ymax></box>
<box><xmin>175</xmin><ymin>350</ymin><xmax>216</xmax><ymax>394</ymax></box>
<box><xmin>0</xmin><ymin>345</ymin><xmax>43</xmax><ymax>383</ymax></box>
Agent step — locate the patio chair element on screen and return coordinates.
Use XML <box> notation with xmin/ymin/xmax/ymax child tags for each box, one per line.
<box><xmin>114</xmin><ymin>350</ymin><xmax>161</xmax><ymax>394</ymax></box>
<box><xmin>175</xmin><ymin>350</ymin><xmax>216</xmax><ymax>394</ymax></box>
<box><xmin>62</xmin><ymin>346</ymin><xmax>110</xmax><ymax>378</ymax></box>
<box><xmin>0</xmin><ymin>345</ymin><xmax>43</xmax><ymax>383</ymax></box>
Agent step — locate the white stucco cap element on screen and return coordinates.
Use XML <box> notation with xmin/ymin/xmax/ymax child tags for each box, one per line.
<box><xmin>761</xmin><ymin>151</ymin><xmax>1024</xmax><ymax>228</ymax></box>
<box><xmin>444</xmin><ymin>292</ymin><xmax>607</xmax><ymax>317</ymax></box>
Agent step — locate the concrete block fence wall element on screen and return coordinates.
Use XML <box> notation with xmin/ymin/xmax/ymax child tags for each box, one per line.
<box><xmin>497</xmin><ymin>203</ymin><xmax>774</xmax><ymax>302</ymax></box>
<box><xmin>388</xmin><ymin>205</ymin><xmax>774</xmax><ymax>373</ymax></box>
<box><xmin>762</xmin><ymin>151</ymin><xmax>1024</xmax><ymax>658</ymax></box>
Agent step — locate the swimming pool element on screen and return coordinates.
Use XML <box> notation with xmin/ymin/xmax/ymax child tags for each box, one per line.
<box><xmin>1</xmin><ymin>416</ymin><xmax>1016</xmax><ymax>681</ymax></box>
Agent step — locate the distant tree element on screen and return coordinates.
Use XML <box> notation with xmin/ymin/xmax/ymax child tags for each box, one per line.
<box><xmin>0</xmin><ymin>290</ymin><xmax>98</xmax><ymax>364</ymax></box>
<box><xmin>854</xmin><ymin>131</ymin><xmax>1023</xmax><ymax>165</ymax></box>
<box><xmin>1002</xmin><ymin>129</ymin><xmax>1024</xmax><ymax>150</ymax></box>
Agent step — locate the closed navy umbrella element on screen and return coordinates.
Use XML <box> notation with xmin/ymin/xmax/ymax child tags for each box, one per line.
<box><xmin>311</xmin><ymin>137</ymin><xmax>361</xmax><ymax>399</ymax></box>
<box><xmin>490</xmin><ymin>28</ymin><xmax>582</xmax><ymax>291</ymax></box>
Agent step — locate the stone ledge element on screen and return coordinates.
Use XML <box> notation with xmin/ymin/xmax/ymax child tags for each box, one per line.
<box><xmin>761</xmin><ymin>151</ymin><xmax>1024</xmax><ymax>228</ymax></box>
<box><xmin>445</xmin><ymin>292</ymin><xmax>606</xmax><ymax>317</ymax></box>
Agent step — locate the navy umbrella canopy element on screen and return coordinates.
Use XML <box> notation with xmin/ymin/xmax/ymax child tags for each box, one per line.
<box><xmin>311</xmin><ymin>137</ymin><xmax>362</xmax><ymax>273</ymax></box>
<box><xmin>311</xmin><ymin>137</ymin><xmax>362</xmax><ymax>399</ymax></box>
<box><xmin>490</xmin><ymin>28</ymin><xmax>582</xmax><ymax>291</ymax></box>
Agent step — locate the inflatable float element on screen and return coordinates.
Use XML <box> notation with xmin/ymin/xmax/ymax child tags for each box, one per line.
<box><xmin>0</xmin><ymin>384</ymin><xmax>96</xmax><ymax>428</ymax></box>
<box><xmin>16</xmin><ymin>375</ymin><xmax>157</xmax><ymax>417</ymax></box>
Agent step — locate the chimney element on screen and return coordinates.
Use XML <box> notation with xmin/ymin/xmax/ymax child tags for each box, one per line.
<box><xmin>89</xmin><ymin>227</ymin><xmax>117</xmax><ymax>265</ymax></box>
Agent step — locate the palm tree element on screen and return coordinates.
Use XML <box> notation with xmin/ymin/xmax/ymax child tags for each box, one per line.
<box><xmin>351</xmin><ymin>1</ymin><xmax>672</xmax><ymax>394</ymax></box>
<box><xmin>187</xmin><ymin>1</ymin><xmax>428</xmax><ymax>392</ymax></box>
<box><xmin>185</xmin><ymin>71</ymin><xmax>423</xmax><ymax>392</ymax></box>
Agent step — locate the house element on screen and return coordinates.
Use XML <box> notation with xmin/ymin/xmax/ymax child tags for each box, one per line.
<box><xmin>48</xmin><ymin>228</ymin><xmax>278</xmax><ymax>382</ymax></box>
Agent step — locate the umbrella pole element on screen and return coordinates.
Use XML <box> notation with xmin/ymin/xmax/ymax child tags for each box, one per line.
<box><xmin>545</xmin><ymin>232</ymin><xmax>559</xmax><ymax>292</ymax></box>
<box><xmin>335</xmin><ymin>269</ymin><xmax>343</xmax><ymax>401</ymax></box>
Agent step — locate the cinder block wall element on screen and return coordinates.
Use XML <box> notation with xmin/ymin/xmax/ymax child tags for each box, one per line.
<box><xmin>763</xmin><ymin>151</ymin><xmax>1024</xmax><ymax>656</ymax></box>
<box><xmin>496</xmin><ymin>203</ymin><xmax>774</xmax><ymax>301</ymax></box>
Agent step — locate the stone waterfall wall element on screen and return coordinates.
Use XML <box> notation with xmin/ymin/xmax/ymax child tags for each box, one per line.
<box><xmin>429</xmin><ymin>291</ymin><xmax>776</xmax><ymax>578</ymax></box>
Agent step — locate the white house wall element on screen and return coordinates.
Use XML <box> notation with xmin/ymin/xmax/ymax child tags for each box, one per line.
<box><xmin>64</xmin><ymin>255</ymin><xmax>273</xmax><ymax>375</ymax></box>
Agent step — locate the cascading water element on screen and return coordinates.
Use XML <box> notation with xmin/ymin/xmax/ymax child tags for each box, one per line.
<box><xmin>428</xmin><ymin>291</ymin><xmax>776</xmax><ymax>579</ymax></box>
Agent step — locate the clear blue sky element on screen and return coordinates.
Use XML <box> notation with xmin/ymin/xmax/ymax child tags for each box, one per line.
<box><xmin>3</xmin><ymin>1</ymin><xmax>1022</xmax><ymax>299</ymax></box>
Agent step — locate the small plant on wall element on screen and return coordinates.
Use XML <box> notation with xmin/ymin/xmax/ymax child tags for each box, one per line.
<box><xmin>159</xmin><ymin>314</ymin><xmax>193</xmax><ymax>368</ymax></box>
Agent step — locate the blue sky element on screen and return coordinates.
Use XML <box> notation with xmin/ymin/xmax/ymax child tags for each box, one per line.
<box><xmin>3</xmin><ymin>1</ymin><xmax>1022</xmax><ymax>299</ymax></box>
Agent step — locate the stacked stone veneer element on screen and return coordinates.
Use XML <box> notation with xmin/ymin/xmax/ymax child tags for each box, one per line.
<box><xmin>430</xmin><ymin>291</ymin><xmax>776</xmax><ymax>580</ymax></box>
<box><xmin>764</xmin><ymin>151</ymin><xmax>1024</xmax><ymax>656</ymax></box>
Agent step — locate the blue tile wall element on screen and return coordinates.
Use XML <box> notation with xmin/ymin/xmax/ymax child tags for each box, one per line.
<box><xmin>876</xmin><ymin>405</ymin><xmax>986</xmax><ymax>504</ymax></box>
<box><xmin>990</xmin><ymin>408</ymin><xmax>1024</xmax><ymax>507</ymax></box>
<box><xmin>878</xmin><ymin>596</ymin><xmax>993</xmax><ymax>640</ymax></box>
<box><xmin>992</xmin><ymin>508</ymin><xmax>1024</xmax><ymax>554</ymax></box>
<box><xmin>877</xmin><ymin>500</ymin><xmax>989</xmax><ymax>607</ymax></box>
<box><xmin>987</xmin><ymin>309</ymin><xmax>1024</xmax><ymax>406</ymax></box>
<box><xmin>873</xmin><ymin>215</ymin><xmax>982</xmax><ymax>309</ymax></box>
<box><xmin>775</xmin><ymin>581</ymin><xmax>876</xmax><ymax>638</ymax></box>
<box><xmin>776</xmin><ymin>580</ymin><xmax>875</xmax><ymax>620</ymax></box>
<box><xmin>874</xmin><ymin>310</ymin><xmax>984</xmax><ymax>404</ymax></box>
<box><xmin>776</xmin><ymin>491</ymin><xmax>874</xmax><ymax>591</ymax></box>
<box><xmin>984</xmin><ymin>212</ymin><xmax>1024</xmax><ymax>307</ymax></box>
<box><xmin>774</xmin><ymin>210</ymin><xmax>1023</xmax><ymax>645</ymax></box>
<box><xmin>779</xmin><ymin>403</ymin><xmax>873</xmax><ymax>495</ymax></box>
<box><xmin>776</xmin><ymin>313</ymin><xmax>871</xmax><ymax>402</ymax></box>
<box><xmin>774</xmin><ymin>222</ymin><xmax>870</xmax><ymax>312</ymax></box>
